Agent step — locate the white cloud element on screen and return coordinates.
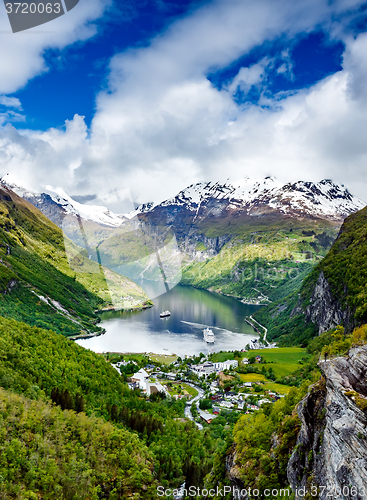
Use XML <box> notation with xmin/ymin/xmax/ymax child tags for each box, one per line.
<box><xmin>227</xmin><ymin>58</ymin><xmax>272</xmax><ymax>94</ymax></box>
<box><xmin>0</xmin><ymin>96</ymin><xmax>22</xmax><ymax>109</ymax></box>
<box><xmin>0</xmin><ymin>0</ymin><xmax>111</xmax><ymax>94</ymax></box>
<box><xmin>2</xmin><ymin>0</ymin><xmax>367</xmax><ymax>206</ymax></box>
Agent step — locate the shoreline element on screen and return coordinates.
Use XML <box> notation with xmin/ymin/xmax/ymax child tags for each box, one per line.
<box><xmin>191</xmin><ymin>284</ymin><xmax>270</xmax><ymax>306</ymax></box>
<box><xmin>70</xmin><ymin>303</ymin><xmax>154</xmax><ymax>341</ymax></box>
<box><xmin>94</xmin><ymin>302</ymin><xmax>154</xmax><ymax>314</ymax></box>
<box><xmin>69</xmin><ymin>328</ymin><xmax>106</xmax><ymax>341</ymax></box>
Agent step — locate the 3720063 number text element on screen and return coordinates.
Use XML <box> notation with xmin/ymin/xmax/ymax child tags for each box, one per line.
<box><xmin>5</xmin><ymin>3</ymin><xmax>61</xmax><ymax>14</ymax></box>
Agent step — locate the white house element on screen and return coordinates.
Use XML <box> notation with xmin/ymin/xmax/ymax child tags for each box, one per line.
<box><xmin>131</xmin><ymin>368</ymin><xmax>150</xmax><ymax>390</ymax></box>
<box><xmin>190</xmin><ymin>361</ymin><xmax>216</xmax><ymax>377</ymax></box>
<box><xmin>258</xmin><ymin>398</ymin><xmax>272</xmax><ymax>406</ymax></box>
<box><xmin>219</xmin><ymin>401</ymin><xmax>233</xmax><ymax>408</ymax></box>
<box><xmin>131</xmin><ymin>369</ymin><xmax>170</xmax><ymax>397</ymax></box>
<box><xmin>199</xmin><ymin>411</ymin><xmax>217</xmax><ymax>424</ymax></box>
<box><xmin>214</xmin><ymin>359</ymin><xmax>238</xmax><ymax>371</ymax></box>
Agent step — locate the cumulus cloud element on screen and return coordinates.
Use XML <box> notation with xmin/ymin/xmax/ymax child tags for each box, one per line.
<box><xmin>227</xmin><ymin>58</ymin><xmax>272</xmax><ymax>94</ymax></box>
<box><xmin>2</xmin><ymin>0</ymin><xmax>367</xmax><ymax>207</ymax></box>
<box><xmin>0</xmin><ymin>114</ymin><xmax>88</xmax><ymax>190</ymax></box>
<box><xmin>0</xmin><ymin>96</ymin><xmax>22</xmax><ymax>109</ymax></box>
<box><xmin>0</xmin><ymin>0</ymin><xmax>111</xmax><ymax>94</ymax></box>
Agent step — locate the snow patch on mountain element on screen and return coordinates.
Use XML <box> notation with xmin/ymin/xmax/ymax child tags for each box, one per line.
<box><xmin>50</xmin><ymin>188</ymin><xmax>126</xmax><ymax>227</ymax></box>
<box><xmin>0</xmin><ymin>174</ymin><xmax>126</xmax><ymax>227</ymax></box>
<box><xmin>1</xmin><ymin>173</ymin><xmax>365</xmax><ymax>224</ymax></box>
<box><xmin>132</xmin><ymin>177</ymin><xmax>365</xmax><ymax>220</ymax></box>
<box><xmin>0</xmin><ymin>173</ymin><xmax>38</xmax><ymax>200</ymax></box>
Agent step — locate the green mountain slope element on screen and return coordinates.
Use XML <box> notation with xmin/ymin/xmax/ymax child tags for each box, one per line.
<box><xmin>0</xmin><ymin>388</ymin><xmax>156</xmax><ymax>499</ymax></box>
<box><xmin>180</xmin><ymin>218</ymin><xmax>338</xmax><ymax>304</ymax></box>
<box><xmin>0</xmin><ymin>315</ymin><xmax>218</xmax><ymax>494</ymax></box>
<box><xmin>255</xmin><ymin>206</ymin><xmax>367</xmax><ymax>345</ymax></box>
<box><xmin>312</xmin><ymin>206</ymin><xmax>367</xmax><ymax>321</ymax></box>
<box><xmin>0</xmin><ymin>186</ymin><xmax>150</xmax><ymax>336</ymax></box>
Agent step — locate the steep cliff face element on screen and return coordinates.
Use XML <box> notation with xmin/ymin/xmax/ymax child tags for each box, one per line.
<box><xmin>225</xmin><ymin>449</ymin><xmax>247</xmax><ymax>500</ymax></box>
<box><xmin>260</xmin><ymin>206</ymin><xmax>367</xmax><ymax>344</ymax></box>
<box><xmin>292</xmin><ymin>271</ymin><xmax>354</xmax><ymax>334</ymax></box>
<box><xmin>178</xmin><ymin>233</ymin><xmax>232</xmax><ymax>261</ymax></box>
<box><xmin>288</xmin><ymin>346</ymin><xmax>367</xmax><ymax>499</ymax></box>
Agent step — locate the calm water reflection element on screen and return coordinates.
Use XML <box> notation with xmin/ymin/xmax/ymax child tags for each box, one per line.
<box><xmin>77</xmin><ymin>284</ymin><xmax>260</xmax><ymax>357</ymax></box>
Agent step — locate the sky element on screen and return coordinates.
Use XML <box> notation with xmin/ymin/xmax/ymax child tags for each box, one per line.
<box><xmin>1</xmin><ymin>0</ymin><xmax>367</xmax><ymax>210</ymax></box>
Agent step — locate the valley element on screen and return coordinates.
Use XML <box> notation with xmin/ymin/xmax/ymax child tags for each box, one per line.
<box><xmin>2</xmin><ymin>175</ymin><xmax>359</xmax><ymax>309</ymax></box>
<box><xmin>0</xmin><ymin>184</ymin><xmax>151</xmax><ymax>337</ymax></box>
<box><xmin>0</xmin><ymin>176</ymin><xmax>367</xmax><ymax>499</ymax></box>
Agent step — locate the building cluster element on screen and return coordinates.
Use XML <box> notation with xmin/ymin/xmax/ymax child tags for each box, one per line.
<box><xmin>211</xmin><ymin>392</ymin><xmax>274</xmax><ymax>412</ymax></box>
<box><xmin>124</xmin><ymin>356</ymin><xmax>284</xmax><ymax>425</ymax></box>
<box><xmin>128</xmin><ymin>368</ymin><xmax>170</xmax><ymax>397</ymax></box>
<box><xmin>248</xmin><ymin>339</ymin><xmax>277</xmax><ymax>350</ymax></box>
<box><xmin>190</xmin><ymin>359</ymin><xmax>238</xmax><ymax>377</ymax></box>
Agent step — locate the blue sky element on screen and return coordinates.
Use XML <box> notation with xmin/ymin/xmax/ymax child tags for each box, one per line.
<box><xmin>1</xmin><ymin>0</ymin><xmax>367</xmax><ymax>207</ymax></box>
<box><xmin>10</xmin><ymin>3</ymin><xmax>345</xmax><ymax>130</ymax></box>
<box><xmin>12</xmin><ymin>0</ymin><xmax>208</xmax><ymax>129</ymax></box>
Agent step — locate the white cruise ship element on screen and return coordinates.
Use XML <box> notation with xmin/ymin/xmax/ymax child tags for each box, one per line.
<box><xmin>203</xmin><ymin>328</ymin><xmax>215</xmax><ymax>343</ymax></box>
<box><xmin>159</xmin><ymin>310</ymin><xmax>171</xmax><ymax>318</ymax></box>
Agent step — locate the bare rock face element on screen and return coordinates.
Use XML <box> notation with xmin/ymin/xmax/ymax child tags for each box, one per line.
<box><xmin>226</xmin><ymin>448</ymin><xmax>248</xmax><ymax>500</ymax></box>
<box><xmin>291</xmin><ymin>271</ymin><xmax>353</xmax><ymax>334</ymax></box>
<box><xmin>288</xmin><ymin>346</ymin><xmax>367</xmax><ymax>499</ymax></box>
<box><xmin>306</xmin><ymin>272</ymin><xmax>353</xmax><ymax>334</ymax></box>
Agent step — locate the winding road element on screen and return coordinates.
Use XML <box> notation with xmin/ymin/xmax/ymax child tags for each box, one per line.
<box><xmin>249</xmin><ymin>315</ymin><xmax>268</xmax><ymax>344</ymax></box>
<box><xmin>183</xmin><ymin>382</ymin><xmax>205</xmax><ymax>430</ymax></box>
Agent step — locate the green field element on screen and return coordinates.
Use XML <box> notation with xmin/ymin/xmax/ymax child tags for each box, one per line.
<box><xmin>257</xmin><ymin>362</ymin><xmax>302</xmax><ymax>377</ymax></box>
<box><xmin>237</xmin><ymin>347</ymin><xmax>309</xmax><ymax>392</ymax></box>
<box><xmin>244</xmin><ymin>347</ymin><xmax>308</xmax><ymax>379</ymax></box>
<box><xmin>263</xmin><ymin>382</ymin><xmax>292</xmax><ymax>394</ymax></box>
<box><xmin>240</xmin><ymin>373</ymin><xmax>267</xmax><ymax>383</ymax></box>
<box><xmin>149</xmin><ymin>353</ymin><xmax>178</xmax><ymax>365</ymax></box>
<box><xmin>246</xmin><ymin>347</ymin><xmax>308</xmax><ymax>363</ymax></box>
<box><xmin>163</xmin><ymin>382</ymin><xmax>198</xmax><ymax>399</ymax></box>
<box><xmin>123</xmin><ymin>353</ymin><xmax>149</xmax><ymax>364</ymax></box>
<box><xmin>181</xmin><ymin>383</ymin><xmax>198</xmax><ymax>398</ymax></box>
<box><xmin>211</xmin><ymin>352</ymin><xmax>236</xmax><ymax>362</ymax></box>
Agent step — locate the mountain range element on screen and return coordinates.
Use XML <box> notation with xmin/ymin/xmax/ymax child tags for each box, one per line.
<box><xmin>135</xmin><ymin>176</ymin><xmax>364</xmax><ymax>221</ymax></box>
<box><xmin>2</xmin><ymin>172</ymin><xmax>367</xmax><ymax>498</ymax></box>
<box><xmin>2</xmin><ymin>174</ymin><xmax>365</xmax><ymax>306</ymax></box>
<box><xmin>2</xmin><ymin>174</ymin><xmax>364</xmax><ymax>226</ymax></box>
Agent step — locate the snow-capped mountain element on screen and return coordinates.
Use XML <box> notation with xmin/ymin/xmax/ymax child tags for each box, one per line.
<box><xmin>134</xmin><ymin>177</ymin><xmax>365</xmax><ymax>221</ymax></box>
<box><xmin>0</xmin><ymin>173</ymin><xmax>126</xmax><ymax>228</ymax></box>
<box><xmin>49</xmin><ymin>189</ymin><xmax>126</xmax><ymax>227</ymax></box>
<box><xmin>2</xmin><ymin>173</ymin><xmax>365</xmax><ymax>285</ymax></box>
<box><xmin>1</xmin><ymin>173</ymin><xmax>364</xmax><ymax>230</ymax></box>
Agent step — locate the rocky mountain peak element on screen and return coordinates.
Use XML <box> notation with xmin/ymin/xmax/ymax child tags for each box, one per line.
<box><xmin>134</xmin><ymin>177</ymin><xmax>365</xmax><ymax>221</ymax></box>
<box><xmin>1</xmin><ymin>174</ymin><xmax>364</xmax><ymax>228</ymax></box>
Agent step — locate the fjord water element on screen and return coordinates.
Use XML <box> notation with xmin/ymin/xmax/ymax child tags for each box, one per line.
<box><xmin>77</xmin><ymin>283</ymin><xmax>260</xmax><ymax>357</ymax></box>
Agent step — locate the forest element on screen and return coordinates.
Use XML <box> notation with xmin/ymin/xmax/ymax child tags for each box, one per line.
<box><xmin>0</xmin><ymin>315</ymin><xmax>243</xmax><ymax>498</ymax></box>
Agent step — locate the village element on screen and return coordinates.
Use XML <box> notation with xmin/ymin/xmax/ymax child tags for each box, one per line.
<box><xmin>110</xmin><ymin>349</ymin><xmax>287</xmax><ymax>426</ymax></box>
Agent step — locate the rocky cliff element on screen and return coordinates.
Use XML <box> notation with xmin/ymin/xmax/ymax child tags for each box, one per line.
<box><xmin>304</xmin><ymin>272</ymin><xmax>353</xmax><ymax>334</ymax></box>
<box><xmin>288</xmin><ymin>346</ymin><xmax>367</xmax><ymax>499</ymax></box>
<box><xmin>290</xmin><ymin>271</ymin><xmax>354</xmax><ymax>335</ymax></box>
<box><xmin>260</xmin><ymin>206</ymin><xmax>367</xmax><ymax>345</ymax></box>
<box><xmin>294</xmin><ymin>206</ymin><xmax>367</xmax><ymax>336</ymax></box>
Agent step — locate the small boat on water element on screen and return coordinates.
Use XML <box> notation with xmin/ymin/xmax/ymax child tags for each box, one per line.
<box><xmin>160</xmin><ymin>310</ymin><xmax>171</xmax><ymax>318</ymax></box>
<box><xmin>203</xmin><ymin>328</ymin><xmax>215</xmax><ymax>343</ymax></box>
